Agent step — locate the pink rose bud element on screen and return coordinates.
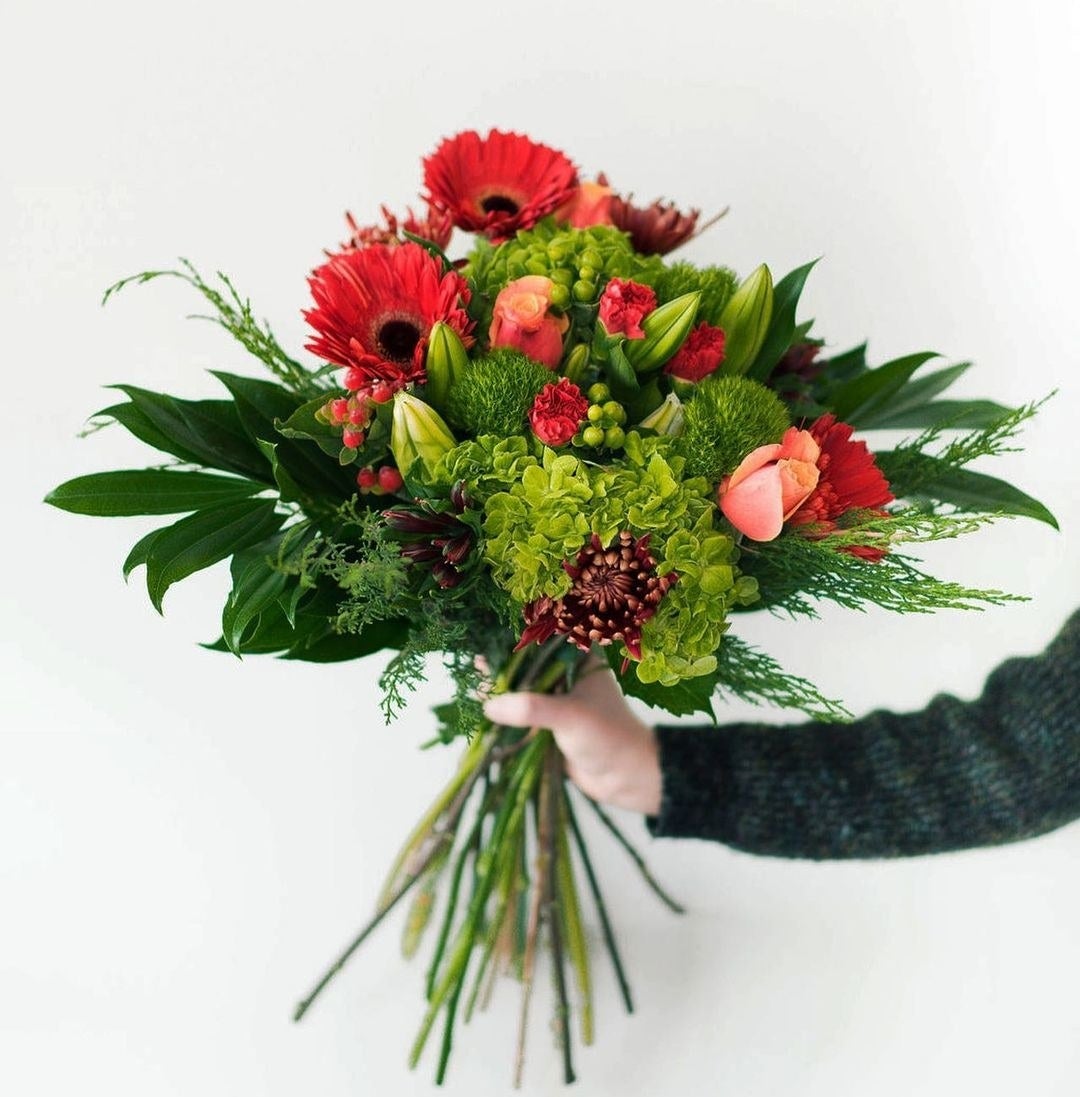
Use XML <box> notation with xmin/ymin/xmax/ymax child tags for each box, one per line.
<box><xmin>718</xmin><ymin>427</ymin><xmax>821</xmax><ymax>541</ymax></box>
<box><xmin>597</xmin><ymin>278</ymin><xmax>658</xmax><ymax>340</ymax></box>
<box><xmin>555</xmin><ymin>180</ymin><xmax>615</xmax><ymax>228</ymax></box>
<box><xmin>489</xmin><ymin>275</ymin><xmax>570</xmax><ymax>369</ymax></box>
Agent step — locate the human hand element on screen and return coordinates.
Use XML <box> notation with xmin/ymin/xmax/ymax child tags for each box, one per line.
<box><xmin>482</xmin><ymin>658</ymin><xmax>662</xmax><ymax>815</ymax></box>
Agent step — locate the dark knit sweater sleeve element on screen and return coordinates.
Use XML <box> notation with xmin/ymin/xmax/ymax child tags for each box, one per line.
<box><xmin>645</xmin><ymin>609</ymin><xmax>1080</xmax><ymax>859</ymax></box>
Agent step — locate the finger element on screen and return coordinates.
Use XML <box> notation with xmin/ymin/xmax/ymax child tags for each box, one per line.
<box><xmin>483</xmin><ymin>691</ymin><xmax>583</xmax><ymax>733</ymax></box>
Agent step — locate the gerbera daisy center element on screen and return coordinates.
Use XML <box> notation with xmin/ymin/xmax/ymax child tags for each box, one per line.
<box><xmin>479</xmin><ymin>194</ymin><xmax>521</xmax><ymax>216</ymax></box>
<box><xmin>378</xmin><ymin>318</ymin><xmax>424</xmax><ymax>362</ymax></box>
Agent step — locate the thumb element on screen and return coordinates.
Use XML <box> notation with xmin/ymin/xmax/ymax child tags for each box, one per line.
<box><xmin>483</xmin><ymin>691</ymin><xmax>582</xmax><ymax>734</ymax></box>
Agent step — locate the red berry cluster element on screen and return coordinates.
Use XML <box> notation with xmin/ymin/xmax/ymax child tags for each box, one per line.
<box><xmin>317</xmin><ymin>380</ymin><xmax>396</xmax><ymax>451</ymax></box>
<box><xmin>357</xmin><ymin>465</ymin><xmax>404</xmax><ymax>495</ymax></box>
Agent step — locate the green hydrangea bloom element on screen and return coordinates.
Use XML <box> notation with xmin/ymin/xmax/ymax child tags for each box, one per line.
<box><xmin>637</xmin><ymin>510</ymin><xmax>760</xmax><ymax>686</ymax></box>
<box><xmin>482</xmin><ymin>449</ymin><xmax>594</xmax><ymax>603</ymax></box>
<box><xmin>441</xmin><ymin>429</ymin><xmax>760</xmax><ymax>683</ymax></box>
<box><xmin>465</xmin><ymin>220</ymin><xmax>665</xmax><ymax>308</ymax></box>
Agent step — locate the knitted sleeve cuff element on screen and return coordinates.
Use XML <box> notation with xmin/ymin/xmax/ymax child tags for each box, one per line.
<box><xmin>645</xmin><ymin>723</ymin><xmax>733</xmax><ymax>841</ymax></box>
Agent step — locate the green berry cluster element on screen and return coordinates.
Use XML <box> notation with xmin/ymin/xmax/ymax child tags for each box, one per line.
<box><xmin>467</xmin><ymin>220</ymin><xmax>664</xmax><ymax>308</ymax></box>
<box><xmin>571</xmin><ymin>383</ymin><xmax>628</xmax><ymax>451</ymax></box>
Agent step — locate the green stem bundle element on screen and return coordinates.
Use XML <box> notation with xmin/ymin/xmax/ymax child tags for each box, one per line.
<box><xmin>292</xmin><ymin>642</ymin><xmax>684</xmax><ymax>1086</ymax></box>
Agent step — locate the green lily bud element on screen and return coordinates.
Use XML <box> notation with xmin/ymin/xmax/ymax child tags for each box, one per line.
<box><xmin>390</xmin><ymin>391</ymin><xmax>456</xmax><ymax>480</ymax></box>
<box><xmin>424</xmin><ymin>322</ymin><xmax>470</xmax><ymax>415</ymax></box>
<box><xmin>624</xmin><ymin>291</ymin><xmax>700</xmax><ymax>374</ymax></box>
<box><xmin>718</xmin><ymin>264</ymin><xmax>773</xmax><ymax>375</ymax></box>
<box><xmin>636</xmin><ymin>392</ymin><xmax>685</xmax><ymax>436</ymax></box>
<box><xmin>563</xmin><ymin>343</ymin><xmax>589</xmax><ymax>385</ymax></box>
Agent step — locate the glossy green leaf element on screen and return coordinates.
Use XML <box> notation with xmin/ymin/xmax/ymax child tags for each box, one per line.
<box><xmin>856</xmin><ymin>362</ymin><xmax>970</xmax><ymax>428</ymax></box>
<box><xmin>879</xmin><ymin>455</ymin><xmax>1059</xmax><ymax>529</ymax></box>
<box><xmin>94</xmin><ymin>401</ymin><xmax>205</xmax><ymax>464</ymax></box>
<box><xmin>859</xmin><ymin>398</ymin><xmax>1015</xmax><ymax>430</ymax></box>
<box><xmin>214</xmin><ymin>372</ymin><xmax>355</xmax><ymax>500</ymax></box>
<box><xmin>605</xmin><ymin>342</ymin><xmax>640</xmax><ymax>396</ymax></box>
<box><xmin>278</xmin><ymin>393</ymin><xmax>346</xmax><ymax>459</ymax></box>
<box><xmin>222</xmin><ymin>547</ymin><xmax>291</xmax><ymax>655</ymax></box>
<box><xmin>282</xmin><ymin>618</ymin><xmax>412</xmax><ymax>662</ymax></box>
<box><xmin>45</xmin><ymin>469</ymin><xmax>264</xmax><ymax>516</ymax></box>
<box><xmin>123</xmin><ymin>527</ymin><xmax>165</xmax><ymax>580</ymax></box>
<box><xmin>745</xmin><ymin>259</ymin><xmax>818</xmax><ymax>381</ymax></box>
<box><xmin>108</xmin><ymin>386</ymin><xmax>271</xmax><ymax>480</ymax></box>
<box><xmin>144</xmin><ymin>498</ymin><xmax>284</xmax><ymax>613</ymax></box>
<box><xmin>829</xmin><ymin>351</ymin><xmax>939</xmax><ymax>425</ymax></box>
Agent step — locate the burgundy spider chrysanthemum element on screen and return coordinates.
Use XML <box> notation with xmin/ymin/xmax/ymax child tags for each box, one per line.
<box><xmin>515</xmin><ymin>532</ymin><xmax>678</xmax><ymax>660</ymax></box>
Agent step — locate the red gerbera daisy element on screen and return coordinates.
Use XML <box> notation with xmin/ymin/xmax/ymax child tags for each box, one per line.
<box><xmin>422</xmin><ymin>129</ymin><xmax>579</xmax><ymax>242</ymax></box>
<box><xmin>788</xmin><ymin>414</ymin><xmax>894</xmax><ymax>559</ymax></box>
<box><xmin>303</xmin><ymin>242</ymin><xmax>474</xmax><ymax>391</ymax></box>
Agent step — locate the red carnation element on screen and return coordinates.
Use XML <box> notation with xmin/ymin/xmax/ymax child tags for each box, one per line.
<box><xmin>303</xmin><ymin>242</ymin><xmax>474</xmax><ymax>391</ymax></box>
<box><xmin>529</xmin><ymin>379</ymin><xmax>589</xmax><ymax>447</ymax></box>
<box><xmin>788</xmin><ymin>414</ymin><xmax>894</xmax><ymax>560</ymax></box>
<box><xmin>597</xmin><ymin>278</ymin><xmax>657</xmax><ymax>339</ymax></box>
<box><xmin>663</xmin><ymin>322</ymin><xmax>726</xmax><ymax>382</ymax></box>
<box><xmin>422</xmin><ymin>129</ymin><xmax>578</xmax><ymax>243</ymax></box>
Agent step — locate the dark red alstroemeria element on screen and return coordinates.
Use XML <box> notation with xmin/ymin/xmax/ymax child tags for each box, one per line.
<box><xmin>339</xmin><ymin>205</ymin><xmax>454</xmax><ymax>252</ymax></box>
<box><xmin>383</xmin><ymin>481</ymin><xmax>476</xmax><ymax>589</ymax></box>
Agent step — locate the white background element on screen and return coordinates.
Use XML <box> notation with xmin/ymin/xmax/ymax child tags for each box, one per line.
<box><xmin>3</xmin><ymin>1</ymin><xmax>1079</xmax><ymax>1094</ymax></box>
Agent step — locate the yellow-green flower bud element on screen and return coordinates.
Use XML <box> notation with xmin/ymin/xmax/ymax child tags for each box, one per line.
<box><xmin>624</xmin><ymin>291</ymin><xmax>701</xmax><ymax>374</ymax></box>
<box><xmin>636</xmin><ymin>391</ymin><xmax>685</xmax><ymax>436</ymax></box>
<box><xmin>563</xmin><ymin>342</ymin><xmax>589</xmax><ymax>384</ymax></box>
<box><xmin>424</xmin><ymin>322</ymin><xmax>470</xmax><ymax>415</ymax></box>
<box><xmin>390</xmin><ymin>391</ymin><xmax>456</xmax><ymax>481</ymax></box>
<box><xmin>718</xmin><ymin>264</ymin><xmax>773</xmax><ymax>375</ymax></box>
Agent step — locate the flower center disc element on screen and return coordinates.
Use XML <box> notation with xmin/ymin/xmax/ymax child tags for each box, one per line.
<box><xmin>378</xmin><ymin>319</ymin><xmax>423</xmax><ymax>362</ymax></box>
<box><xmin>479</xmin><ymin>194</ymin><xmax>520</xmax><ymax>216</ymax></box>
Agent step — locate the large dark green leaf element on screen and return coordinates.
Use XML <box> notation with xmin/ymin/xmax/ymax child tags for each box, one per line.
<box><xmin>109</xmin><ymin>386</ymin><xmax>272</xmax><ymax>481</ymax></box>
<box><xmin>123</xmin><ymin>527</ymin><xmax>165</xmax><ymax>580</ymax></box>
<box><xmin>604</xmin><ymin>649</ymin><xmax>717</xmax><ymax>720</ymax></box>
<box><xmin>45</xmin><ymin>469</ymin><xmax>264</xmax><ymax>516</ymax></box>
<box><xmin>856</xmin><ymin>361</ymin><xmax>974</xmax><ymax>428</ymax></box>
<box><xmin>144</xmin><ymin>498</ymin><xmax>284</xmax><ymax>612</ymax></box>
<box><xmin>878</xmin><ymin>454</ymin><xmax>1059</xmax><ymax>529</ymax></box>
<box><xmin>860</xmin><ymin>398</ymin><xmax>1015</xmax><ymax>430</ymax></box>
<box><xmin>282</xmin><ymin>618</ymin><xmax>412</xmax><ymax>662</ymax></box>
<box><xmin>95</xmin><ymin>401</ymin><xmax>206</xmax><ymax>465</ymax></box>
<box><xmin>221</xmin><ymin>545</ymin><xmax>292</xmax><ymax>656</ymax></box>
<box><xmin>745</xmin><ymin>259</ymin><xmax>819</xmax><ymax>381</ymax></box>
<box><xmin>829</xmin><ymin>351</ymin><xmax>939</xmax><ymax>426</ymax></box>
<box><xmin>213</xmin><ymin>371</ymin><xmax>355</xmax><ymax>499</ymax></box>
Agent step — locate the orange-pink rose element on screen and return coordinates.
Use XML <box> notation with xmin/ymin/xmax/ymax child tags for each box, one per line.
<box><xmin>489</xmin><ymin>275</ymin><xmax>569</xmax><ymax>368</ymax></box>
<box><xmin>555</xmin><ymin>180</ymin><xmax>615</xmax><ymax>228</ymax></box>
<box><xmin>718</xmin><ymin>427</ymin><xmax>821</xmax><ymax>541</ymax></box>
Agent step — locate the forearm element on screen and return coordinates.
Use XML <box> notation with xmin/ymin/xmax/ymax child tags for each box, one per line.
<box><xmin>647</xmin><ymin>609</ymin><xmax>1080</xmax><ymax>859</ymax></box>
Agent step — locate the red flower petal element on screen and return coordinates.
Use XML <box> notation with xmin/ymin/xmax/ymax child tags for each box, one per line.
<box><xmin>423</xmin><ymin>129</ymin><xmax>578</xmax><ymax>242</ymax></box>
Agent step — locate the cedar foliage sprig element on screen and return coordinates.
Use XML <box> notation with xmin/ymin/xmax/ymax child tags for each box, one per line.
<box><xmin>880</xmin><ymin>399</ymin><xmax>1049</xmax><ymax>499</ymax></box>
<box><xmin>742</xmin><ymin>510</ymin><xmax>1022</xmax><ymax>618</ymax></box>
<box><xmin>103</xmin><ymin>259</ymin><xmax>328</xmax><ymax>399</ymax></box>
<box><xmin>714</xmin><ymin>637</ymin><xmax>852</xmax><ymax>721</ymax></box>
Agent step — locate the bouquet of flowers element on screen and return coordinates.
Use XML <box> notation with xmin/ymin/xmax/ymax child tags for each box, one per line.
<box><xmin>48</xmin><ymin>129</ymin><xmax>1055</xmax><ymax>1085</ymax></box>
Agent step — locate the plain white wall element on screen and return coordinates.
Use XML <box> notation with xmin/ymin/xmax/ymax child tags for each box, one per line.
<box><xmin>3</xmin><ymin>1</ymin><xmax>1079</xmax><ymax>1094</ymax></box>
